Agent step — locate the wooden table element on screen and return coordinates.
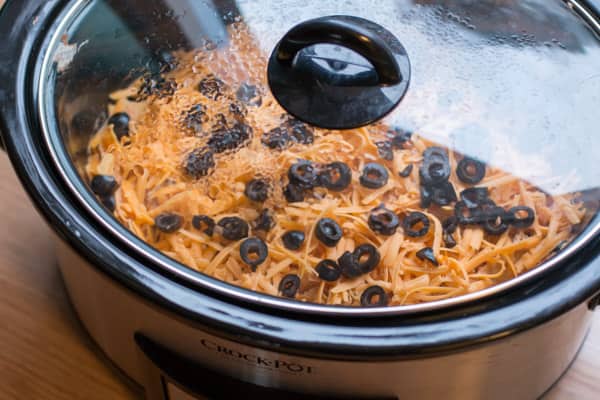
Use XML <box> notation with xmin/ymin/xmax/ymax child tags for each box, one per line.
<box><xmin>1</xmin><ymin>153</ymin><xmax>599</xmax><ymax>400</ymax></box>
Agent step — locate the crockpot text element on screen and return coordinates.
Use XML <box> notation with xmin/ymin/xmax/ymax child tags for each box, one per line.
<box><xmin>200</xmin><ymin>339</ymin><xmax>313</xmax><ymax>374</ymax></box>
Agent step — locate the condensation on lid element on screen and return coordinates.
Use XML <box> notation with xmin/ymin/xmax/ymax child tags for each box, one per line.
<box><xmin>62</xmin><ymin>0</ymin><xmax>600</xmax><ymax>196</ymax></box>
<box><xmin>231</xmin><ymin>0</ymin><xmax>600</xmax><ymax>196</ymax></box>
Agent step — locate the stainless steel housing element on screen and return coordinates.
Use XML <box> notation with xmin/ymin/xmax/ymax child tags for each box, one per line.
<box><xmin>58</xmin><ymin>240</ymin><xmax>597</xmax><ymax>399</ymax></box>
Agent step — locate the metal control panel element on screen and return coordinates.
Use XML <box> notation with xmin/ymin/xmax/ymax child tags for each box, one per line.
<box><xmin>135</xmin><ymin>333</ymin><xmax>396</xmax><ymax>400</ymax></box>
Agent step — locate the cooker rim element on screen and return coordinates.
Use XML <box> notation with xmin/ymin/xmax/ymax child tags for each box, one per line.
<box><xmin>1</xmin><ymin>0</ymin><xmax>600</xmax><ymax>358</ymax></box>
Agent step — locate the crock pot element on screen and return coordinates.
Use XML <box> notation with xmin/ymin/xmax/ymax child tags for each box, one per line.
<box><xmin>1</xmin><ymin>0</ymin><xmax>600</xmax><ymax>399</ymax></box>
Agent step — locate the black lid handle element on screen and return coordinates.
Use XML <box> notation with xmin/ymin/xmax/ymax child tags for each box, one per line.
<box><xmin>267</xmin><ymin>15</ymin><xmax>410</xmax><ymax>130</ymax></box>
<box><xmin>274</xmin><ymin>16</ymin><xmax>402</xmax><ymax>86</ymax></box>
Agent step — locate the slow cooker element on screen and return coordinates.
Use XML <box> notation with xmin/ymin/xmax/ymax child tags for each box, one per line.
<box><xmin>1</xmin><ymin>0</ymin><xmax>600</xmax><ymax>399</ymax></box>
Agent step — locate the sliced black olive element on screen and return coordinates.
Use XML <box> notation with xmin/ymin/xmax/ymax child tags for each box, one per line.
<box><xmin>207</xmin><ymin>123</ymin><xmax>252</xmax><ymax>153</ymax></box>
<box><xmin>388</xmin><ymin>128</ymin><xmax>412</xmax><ymax>149</ymax></box>
<box><xmin>236</xmin><ymin>83</ymin><xmax>261</xmax><ymax>106</ymax></box>
<box><xmin>288</xmin><ymin>160</ymin><xmax>318</xmax><ymax>188</ymax></box>
<box><xmin>368</xmin><ymin>206</ymin><xmax>400</xmax><ymax>236</ymax></box>
<box><xmin>454</xmin><ymin>200</ymin><xmax>495</xmax><ymax>225</ymax></box>
<box><xmin>155</xmin><ymin>213</ymin><xmax>184</xmax><ymax>233</ymax></box>
<box><xmin>133</xmin><ymin>74</ymin><xmax>155</xmax><ymax>102</ymax></box>
<box><xmin>399</xmin><ymin>164</ymin><xmax>413</xmax><ymax>178</ymax></box>
<box><xmin>282</xmin><ymin>230</ymin><xmax>305</xmax><ymax>250</ymax></box>
<box><xmin>182</xmin><ymin>104</ymin><xmax>208</xmax><ymax>133</ymax></box>
<box><xmin>134</xmin><ymin>75</ymin><xmax>176</xmax><ymax>101</ymax></box>
<box><xmin>236</xmin><ymin>83</ymin><xmax>257</xmax><ymax>102</ymax></box>
<box><xmin>420</xmin><ymin>181</ymin><xmax>457</xmax><ymax>208</ymax></box>
<box><xmin>431</xmin><ymin>181</ymin><xmax>457</xmax><ymax>206</ymax></box>
<box><xmin>478</xmin><ymin>198</ymin><xmax>498</xmax><ymax>213</ymax></box>
<box><xmin>283</xmin><ymin>183</ymin><xmax>305</xmax><ymax>203</ymax></box>
<box><xmin>360</xmin><ymin>285</ymin><xmax>388</xmax><ymax>307</ymax></box>
<box><xmin>218</xmin><ymin>217</ymin><xmax>249</xmax><ymax>240</ymax></box>
<box><xmin>198</xmin><ymin>74</ymin><xmax>225</xmax><ymax>100</ymax></box>
<box><xmin>262</xmin><ymin>127</ymin><xmax>290</xmax><ymax>150</ymax></box>
<box><xmin>100</xmin><ymin>195</ymin><xmax>116</xmax><ymax>212</ymax></box>
<box><xmin>423</xmin><ymin>146</ymin><xmax>449</xmax><ymax>161</ymax></box>
<box><xmin>475</xmin><ymin>198</ymin><xmax>499</xmax><ymax>224</ymax></box>
<box><xmin>338</xmin><ymin>251</ymin><xmax>362</xmax><ymax>278</ymax></box>
<box><xmin>315</xmin><ymin>218</ymin><xmax>343</xmax><ymax>247</ymax></box>
<box><xmin>244</xmin><ymin>179</ymin><xmax>269</xmax><ymax>202</ymax></box>
<box><xmin>354</xmin><ymin>243</ymin><xmax>381</xmax><ymax>274</ymax></box>
<box><xmin>420</xmin><ymin>147</ymin><xmax>450</xmax><ymax>185</ymax></box>
<box><xmin>443</xmin><ymin>232</ymin><xmax>457</xmax><ymax>248</ymax></box>
<box><xmin>184</xmin><ymin>147</ymin><xmax>215</xmax><ymax>178</ymax></box>
<box><xmin>442</xmin><ymin>216</ymin><xmax>459</xmax><ymax>234</ymax></box>
<box><xmin>162</xmin><ymin>78</ymin><xmax>178</xmax><ymax>98</ymax></box>
<box><xmin>192</xmin><ymin>215</ymin><xmax>215</xmax><ymax>236</ymax></box>
<box><xmin>403</xmin><ymin>212</ymin><xmax>430</xmax><ymax>237</ymax></box>
<box><xmin>211</xmin><ymin>113</ymin><xmax>229</xmax><ymax>132</ymax></box>
<box><xmin>375</xmin><ymin>141</ymin><xmax>394</xmax><ymax>161</ymax></box>
<box><xmin>91</xmin><ymin>175</ymin><xmax>118</xmax><ymax>197</ymax></box>
<box><xmin>420</xmin><ymin>158</ymin><xmax>451</xmax><ymax>185</ymax></box>
<box><xmin>287</xmin><ymin>119</ymin><xmax>314</xmax><ymax>145</ymax></box>
<box><xmin>359</xmin><ymin>163</ymin><xmax>389</xmax><ymax>189</ymax></box>
<box><xmin>108</xmin><ymin>112</ymin><xmax>130</xmax><ymax>139</ymax></box>
<box><xmin>460</xmin><ymin>187</ymin><xmax>489</xmax><ymax>208</ymax></box>
<box><xmin>454</xmin><ymin>201</ymin><xmax>473</xmax><ymax>224</ymax></box>
<box><xmin>229</xmin><ymin>102</ymin><xmax>246</xmax><ymax>118</ymax></box>
<box><xmin>315</xmin><ymin>259</ymin><xmax>341</xmax><ymax>282</ymax></box>
<box><xmin>339</xmin><ymin>244</ymin><xmax>380</xmax><ymax>278</ymax></box>
<box><xmin>262</xmin><ymin>121</ymin><xmax>313</xmax><ymax>149</ymax></box>
<box><xmin>420</xmin><ymin>184</ymin><xmax>433</xmax><ymax>208</ymax></box>
<box><xmin>253</xmin><ymin>209</ymin><xmax>275</xmax><ymax>232</ymax></box>
<box><xmin>483</xmin><ymin>207</ymin><xmax>509</xmax><ymax>235</ymax></box>
<box><xmin>457</xmin><ymin>157</ymin><xmax>486</xmax><ymax>184</ymax></box>
<box><xmin>318</xmin><ymin>162</ymin><xmax>352</xmax><ymax>192</ymax></box>
<box><xmin>279</xmin><ymin>274</ymin><xmax>301</xmax><ymax>298</ymax></box>
<box><xmin>416</xmin><ymin>247</ymin><xmax>439</xmax><ymax>266</ymax></box>
<box><xmin>507</xmin><ymin>206</ymin><xmax>535</xmax><ymax>228</ymax></box>
<box><xmin>240</xmin><ymin>237</ymin><xmax>268</xmax><ymax>270</ymax></box>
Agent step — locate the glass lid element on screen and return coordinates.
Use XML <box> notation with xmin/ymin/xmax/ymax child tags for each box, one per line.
<box><xmin>40</xmin><ymin>0</ymin><xmax>600</xmax><ymax>311</ymax></box>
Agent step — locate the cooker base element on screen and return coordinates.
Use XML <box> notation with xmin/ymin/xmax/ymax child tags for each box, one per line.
<box><xmin>56</xmin><ymin>240</ymin><xmax>595</xmax><ymax>400</ymax></box>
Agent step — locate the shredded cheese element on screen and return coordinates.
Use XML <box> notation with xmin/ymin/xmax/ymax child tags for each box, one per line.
<box><xmin>85</xmin><ymin>22</ymin><xmax>589</xmax><ymax>307</ymax></box>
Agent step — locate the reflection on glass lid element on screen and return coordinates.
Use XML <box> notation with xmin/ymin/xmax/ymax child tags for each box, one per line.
<box><xmin>51</xmin><ymin>0</ymin><xmax>599</xmax><ymax>307</ymax></box>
